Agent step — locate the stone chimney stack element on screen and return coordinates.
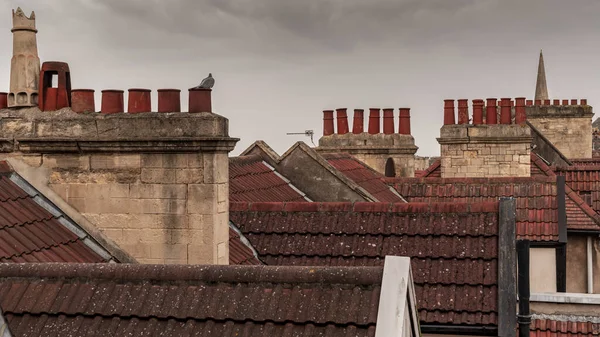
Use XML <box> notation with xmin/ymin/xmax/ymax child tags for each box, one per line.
<box><xmin>438</xmin><ymin>98</ymin><xmax>532</xmax><ymax>178</ymax></box>
<box><xmin>8</xmin><ymin>7</ymin><xmax>40</xmax><ymax>107</ymax></box>
<box><xmin>0</xmin><ymin>86</ymin><xmax>238</xmax><ymax>264</ymax></box>
<box><xmin>317</xmin><ymin>107</ymin><xmax>418</xmax><ymax>177</ymax></box>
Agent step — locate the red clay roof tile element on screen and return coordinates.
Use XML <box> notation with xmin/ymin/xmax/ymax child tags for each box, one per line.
<box><xmin>230</xmin><ymin>155</ymin><xmax>308</xmax><ymax>202</ymax></box>
<box><xmin>530</xmin><ymin>318</ymin><xmax>600</xmax><ymax>337</ymax></box>
<box><xmin>230</xmin><ymin>201</ymin><xmax>500</xmax><ymax>326</ymax></box>
<box><xmin>0</xmin><ymin>168</ymin><xmax>108</xmax><ymax>263</ymax></box>
<box><xmin>322</xmin><ymin>153</ymin><xmax>404</xmax><ymax>202</ymax></box>
<box><xmin>0</xmin><ymin>263</ymin><xmax>382</xmax><ymax>337</ymax></box>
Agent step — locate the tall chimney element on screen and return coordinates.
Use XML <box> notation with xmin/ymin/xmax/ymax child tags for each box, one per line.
<box><xmin>323</xmin><ymin>110</ymin><xmax>334</xmax><ymax>136</ymax></box>
<box><xmin>500</xmin><ymin>98</ymin><xmax>512</xmax><ymax>124</ymax></box>
<box><xmin>457</xmin><ymin>99</ymin><xmax>469</xmax><ymax>124</ymax></box>
<box><xmin>382</xmin><ymin>108</ymin><xmax>394</xmax><ymax>134</ymax></box>
<box><xmin>336</xmin><ymin>108</ymin><xmax>349</xmax><ymax>134</ymax></box>
<box><xmin>8</xmin><ymin>8</ymin><xmax>40</xmax><ymax>107</ymax></box>
<box><xmin>486</xmin><ymin>98</ymin><xmax>498</xmax><ymax>124</ymax></box>
<box><xmin>398</xmin><ymin>108</ymin><xmax>411</xmax><ymax>135</ymax></box>
<box><xmin>368</xmin><ymin>108</ymin><xmax>380</xmax><ymax>134</ymax></box>
<box><xmin>443</xmin><ymin>100</ymin><xmax>455</xmax><ymax>125</ymax></box>
<box><xmin>352</xmin><ymin>109</ymin><xmax>364</xmax><ymax>134</ymax></box>
<box><xmin>472</xmin><ymin>99</ymin><xmax>484</xmax><ymax>125</ymax></box>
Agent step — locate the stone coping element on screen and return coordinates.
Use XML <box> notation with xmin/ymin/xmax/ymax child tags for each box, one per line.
<box><xmin>530</xmin><ymin>292</ymin><xmax>600</xmax><ymax>305</ymax></box>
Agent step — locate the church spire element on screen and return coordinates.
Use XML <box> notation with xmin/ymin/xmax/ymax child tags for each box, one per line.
<box><xmin>535</xmin><ymin>50</ymin><xmax>549</xmax><ymax>101</ymax></box>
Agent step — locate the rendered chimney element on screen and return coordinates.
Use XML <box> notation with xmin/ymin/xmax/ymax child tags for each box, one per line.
<box><xmin>71</xmin><ymin>89</ymin><xmax>95</xmax><ymax>113</ymax></box>
<box><xmin>336</xmin><ymin>108</ymin><xmax>349</xmax><ymax>134</ymax></box>
<box><xmin>368</xmin><ymin>108</ymin><xmax>381</xmax><ymax>134</ymax></box>
<box><xmin>352</xmin><ymin>109</ymin><xmax>364</xmax><ymax>134</ymax></box>
<box><xmin>8</xmin><ymin>8</ymin><xmax>40</xmax><ymax>107</ymax></box>
<box><xmin>383</xmin><ymin>108</ymin><xmax>394</xmax><ymax>134</ymax></box>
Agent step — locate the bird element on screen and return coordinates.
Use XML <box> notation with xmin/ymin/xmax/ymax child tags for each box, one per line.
<box><xmin>193</xmin><ymin>73</ymin><xmax>215</xmax><ymax>89</ymax></box>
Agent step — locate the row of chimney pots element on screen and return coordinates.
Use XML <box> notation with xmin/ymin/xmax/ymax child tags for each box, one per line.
<box><xmin>444</xmin><ymin>98</ymin><xmax>588</xmax><ymax>125</ymax></box>
<box><xmin>0</xmin><ymin>88</ymin><xmax>213</xmax><ymax>114</ymax></box>
<box><xmin>323</xmin><ymin>108</ymin><xmax>411</xmax><ymax>136</ymax></box>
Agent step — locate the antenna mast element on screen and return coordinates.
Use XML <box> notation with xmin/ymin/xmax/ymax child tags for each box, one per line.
<box><xmin>286</xmin><ymin>130</ymin><xmax>315</xmax><ymax>146</ymax></box>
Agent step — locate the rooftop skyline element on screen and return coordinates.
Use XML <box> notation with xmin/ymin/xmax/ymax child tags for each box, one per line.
<box><xmin>1</xmin><ymin>0</ymin><xmax>599</xmax><ymax>156</ymax></box>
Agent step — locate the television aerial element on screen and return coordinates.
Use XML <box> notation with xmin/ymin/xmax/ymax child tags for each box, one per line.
<box><xmin>286</xmin><ymin>130</ymin><xmax>315</xmax><ymax>146</ymax></box>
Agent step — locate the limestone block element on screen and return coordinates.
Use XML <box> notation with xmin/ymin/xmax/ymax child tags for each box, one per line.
<box><xmin>203</xmin><ymin>153</ymin><xmax>228</xmax><ymax>184</ymax></box>
<box><xmin>187</xmin><ymin>184</ymin><xmax>217</xmax><ymax>214</ymax></box>
<box><xmin>129</xmin><ymin>184</ymin><xmax>187</xmax><ymax>199</ymax></box>
<box><xmin>43</xmin><ymin>154</ymin><xmax>90</xmax><ymax>170</ymax></box>
<box><xmin>90</xmin><ymin>154</ymin><xmax>141</xmax><ymax>170</ymax></box>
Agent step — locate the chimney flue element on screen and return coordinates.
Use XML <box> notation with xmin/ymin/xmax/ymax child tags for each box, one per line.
<box><xmin>443</xmin><ymin>100</ymin><xmax>455</xmax><ymax>125</ymax></box>
<box><xmin>336</xmin><ymin>108</ymin><xmax>349</xmax><ymax>134</ymax></box>
<box><xmin>128</xmin><ymin>88</ymin><xmax>151</xmax><ymax>113</ymax></box>
<box><xmin>188</xmin><ymin>88</ymin><xmax>212</xmax><ymax>113</ymax></box>
<box><xmin>101</xmin><ymin>89</ymin><xmax>124</xmax><ymax>114</ymax></box>
<box><xmin>323</xmin><ymin>110</ymin><xmax>334</xmax><ymax>136</ymax></box>
<box><xmin>500</xmin><ymin>98</ymin><xmax>511</xmax><ymax>124</ymax></box>
<box><xmin>157</xmin><ymin>89</ymin><xmax>181</xmax><ymax>112</ymax></box>
<box><xmin>515</xmin><ymin>97</ymin><xmax>526</xmax><ymax>124</ymax></box>
<box><xmin>457</xmin><ymin>99</ymin><xmax>469</xmax><ymax>124</ymax></box>
<box><xmin>472</xmin><ymin>99</ymin><xmax>483</xmax><ymax>125</ymax></box>
<box><xmin>71</xmin><ymin>89</ymin><xmax>95</xmax><ymax>113</ymax></box>
<box><xmin>368</xmin><ymin>108</ymin><xmax>381</xmax><ymax>134</ymax></box>
<box><xmin>383</xmin><ymin>108</ymin><xmax>394</xmax><ymax>134</ymax></box>
<box><xmin>398</xmin><ymin>108</ymin><xmax>411</xmax><ymax>135</ymax></box>
<box><xmin>352</xmin><ymin>109</ymin><xmax>364</xmax><ymax>134</ymax></box>
<box><xmin>486</xmin><ymin>98</ymin><xmax>497</xmax><ymax>124</ymax></box>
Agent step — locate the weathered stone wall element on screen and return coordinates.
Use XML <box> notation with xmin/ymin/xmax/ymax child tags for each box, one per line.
<box><xmin>317</xmin><ymin>133</ymin><xmax>418</xmax><ymax>177</ymax></box>
<box><xmin>0</xmin><ymin>108</ymin><xmax>237</xmax><ymax>265</ymax></box>
<box><xmin>526</xmin><ymin>105</ymin><xmax>594</xmax><ymax>159</ymax></box>
<box><xmin>438</xmin><ymin>124</ymin><xmax>532</xmax><ymax>178</ymax></box>
<box><xmin>565</xmin><ymin>235</ymin><xmax>600</xmax><ymax>294</ymax></box>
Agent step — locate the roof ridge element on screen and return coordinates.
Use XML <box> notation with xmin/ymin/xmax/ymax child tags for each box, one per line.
<box><xmin>0</xmin><ymin>263</ymin><xmax>384</xmax><ymax>285</ymax></box>
<box><xmin>229</xmin><ymin>154</ymin><xmax>263</xmax><ymax>166</ymax></box>
<box><xmin>420</xmin><ymin>159</ymin><xmax>441</xmax><ymax>177</ymax></box>
<box><xmin>230</xmin><ymin>201</ymin><xmax>499</xmax><ymax>213</ymax></box>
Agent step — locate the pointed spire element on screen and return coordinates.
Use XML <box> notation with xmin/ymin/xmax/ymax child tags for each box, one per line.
<box><xmin>535</xmin><ymin>50</ymin><xmax>549</xmax><ymax>101</ymax></box>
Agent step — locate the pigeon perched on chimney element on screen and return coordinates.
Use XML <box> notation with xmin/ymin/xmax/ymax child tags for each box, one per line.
<box><xmin>193</xmin><ymin>73</ymin><xmax>215</xmax><ymax>89</ymax></box>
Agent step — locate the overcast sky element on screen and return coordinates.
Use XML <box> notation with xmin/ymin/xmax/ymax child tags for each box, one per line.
<box><xmin>1</xmin><ymin>0</ymin><xmax>600</xmax><ymax>156</ymax></box>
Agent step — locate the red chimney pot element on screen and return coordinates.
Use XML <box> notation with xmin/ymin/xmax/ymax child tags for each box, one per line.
<box><xmin>101</xmin><ymin>90</ymin><xmax>124</xmax><ymax>114</ymax></box>
<box><xmin>352</xmin><ymin>109</ymin><xmax>364</xmax><ymax>134</ymax></box>
<box><xmin>336</xmin><ymin>108</ymin><xmax>350</xmax><ymax>134</ymax></box>
<box><xmin>71</xmin><ymin>89</ymin><xmax>95</xmax><ymax>113</ymax></box>
<box><xmin>486</xmin><ymin>98</ymin><xmax>497</xmax><ymax>124</ymax></box>
<box><xmin>128</xmin><ymin>88</ymin><xmax>151</xmax><ymax>113</ymax></box>
<box><xmin>571</xmin><ymin>99</ymin><xmax>578</xmax><ymax>105</ymax></box>
<box><xmin>157</xmin><ymin>89</ymin><xmax>181</xmax><ymax>112</ymax></box>
<box><xmin>0</xmin><ymin>92</ymin><xmax>7</xmax><ymax>109</ymax></box>
<box><xmin>383</xmin><ymin>108</ymin><xmax>394</xmax><ymax>134</ymax></box>
<box><xmin>457</xmin><ymin>99</ymin><xmax>469</xmax><ymax>124</ymax></box>
<box><xmin>368</xmin><ymin>108</ymin><xmax>381</xmax><ymax>134</ymax></box>
<box><xmin>399</xmin><ymin>108</ymin><xmax>411</xmax><ymax>135</ymax></box>
<box><xmin>188</xmin><ymin>88</ymin><xmax>212</xmax><ymax>113</ymax></box>
<box><xmin>443</xmin><ymin>100</ymin><xmax>455</xmax><ymax>125</ymax></box>
<box><xmin>323</xmin><ymin>110</ymin><xmax>334</xmax><ymax>136</ymax></box>
<box><xmin>515</xmin><ymin>97</ymin><xmax>526</xmax><ymax>124</ymax></box>
<box><xmin>472</xmin><ymin>99</ymin><xmax>484</xmax><ymax>125</ymax></box>
<box><xmin>500</xmin><ymin>98</ymin><xmax>511</xmax><ymax>124</ymax></box>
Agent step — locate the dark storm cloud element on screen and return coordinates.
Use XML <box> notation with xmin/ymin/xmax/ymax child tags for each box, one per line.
<box><xmin>1</xmin><ymin>0</ymin><xmax>600</xmax><ymax>156</ymax></box>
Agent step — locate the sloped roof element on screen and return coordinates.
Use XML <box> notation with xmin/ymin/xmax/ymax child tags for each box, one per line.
<box><xmin>321</xmin><ymin>153</ymin><xmax>405</xmax><ymax>202</ymax></box>
<box><xmin>229</xmin><ymin>224</ymin><xmax>262</xmax><ymax>265</ymax></box>
<box><xmin>230</xmin><ymin>201</ymin><xmax>501</xmax><ymax>327</ymax></box>
<box><xmin>230</xmin><ymin>155</ymin><xmax>309</xmax><ymax>202</ymax></box>
<box><xmin>390</xmin><ymin>176</ymin><xmax>559</xmax><ymax>241</ymax></box>
<box><xmin>0</xmin><ymin>263</ymin><xmax>382</xmax><ymax>337</ymax></box>
<box><xmin>530</xmin><ymin>318</ymin><xmax>600</xmax><ymax>337</ymax></box>
<box><xmin>531</xmin><ymin>154</ymin><xmax>600</xmax><ymax>232</ymax></box>
<box><xmin>416</xmin><ymin>159</ymin><xmax>441</xmax><ymax>178</ymax></box>
<box><xmin>0</xmin><ymin>161</ymin><xmax>113</xmax><ymax>263</ymax></box>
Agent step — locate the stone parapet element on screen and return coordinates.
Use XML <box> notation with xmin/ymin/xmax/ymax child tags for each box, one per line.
<box><xmin>0</xmin><ymin>107</ymin><xmax>238</xmax><ymax>265</ymax></box>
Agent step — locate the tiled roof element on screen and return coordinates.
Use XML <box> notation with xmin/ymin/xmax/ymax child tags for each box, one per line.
<box><xmin>0</xmin><ymin>162</ymin><xmax>112</xmax><ymax>263</ymax></box>
<box><xmin>530</xmin><ymin>318</ymin><xmax>600</xmax><ymax>337</ymax></box>
<box><xmin>230</xmin><ymin>201</ymin><xmax>501</xmax><ymax>327</ymax></box>
<box><xmin>416</xmin><ymin>159</ymin><xmax>441</xmax><ymax>178</ymax></box>
<box><xmin>531</xmin><ymin>155</ymin><xmax>600</xmax><ymax>232</ymax></box>
<box><xmin>0</xmin><ymin>263</ymin><xmax>382</xmax><ymax>337</ymax></box>
<box><xmin>390</xmin><ymin>176</ymin><xmax>559</xmax><ymax>241</ymax></box>
<box><xmin>322</xmin><ymin>153</ymin><xmax>404</xmax><ymax>202</ymax></box>
<box><xmin>230</xmin><ymin>155</ymin><xmax>309</xmax><ymax>202</ymax></box>
<box><xmin>229</xmin><ymin>224</ymin><xmax>262</xmax><ymax>265</ymax></box>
